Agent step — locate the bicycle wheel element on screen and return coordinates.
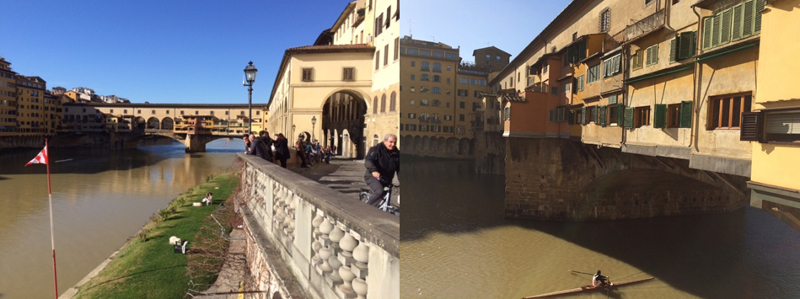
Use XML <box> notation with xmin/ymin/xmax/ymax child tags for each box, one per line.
<box><xmin>359</xmin><ymin>191</ymin><xmax>369</xmax><ymax>203</ymax></box>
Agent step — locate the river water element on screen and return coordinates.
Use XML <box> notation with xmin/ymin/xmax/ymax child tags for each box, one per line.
<box><xmin>401</xmin><ymin>156</ymin><xmax>800</xmax><ymax>299</ymax></box>
<box><xmin>0</xmin><ymin>139</ymin><xmax>242</xmax><ymax>299</ymax></box>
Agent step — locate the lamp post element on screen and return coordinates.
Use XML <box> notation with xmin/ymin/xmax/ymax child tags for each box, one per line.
<box><xmin>292</xmin><ymin>124</ymin><xmax>296</xmax><ymax>143</ymax></box>
<box><xmin>243</xmin><ymin>61</ymin><xmax>258</xmax><ymax>133</ymax></box>
<box><xmin>311</xmin><ymin>116</ymin><xmax>317</xmax><ymax>144</ymax></box>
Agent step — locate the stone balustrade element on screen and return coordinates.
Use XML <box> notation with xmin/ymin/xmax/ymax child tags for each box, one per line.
<box><xmin>236</xmin><ymin>154</ymin><xmax>399</xmax><ymax>299</ymax></box>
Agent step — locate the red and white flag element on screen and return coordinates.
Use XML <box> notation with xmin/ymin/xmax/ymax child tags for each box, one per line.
<box><xmin>25</xmin><ymin>146</ymin><xmax>49</xmax><ymax>166</ymax></box>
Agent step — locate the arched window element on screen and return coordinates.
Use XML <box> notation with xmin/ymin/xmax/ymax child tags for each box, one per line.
<box><xmin>381</xmin><ymin>94</ymin><xmax>387</xmax><ymax>113</ymax></box>
<box><xmin>390</xmin><ymin>92</ymin><xmax>397</xmax><ymax>112</ymax></box>
<box><xmin>433</xmin><ymin>62</ymin><xmax>441</xmax><ymax>72</ymax></box>
<box><xmin>373</xmin><ymin>134</ymin><xmax>379</xmax><ymax>146</ymax></box>
<box><xmin>421</xmin><ymin>61</ymin><xmax>430</xmax><ymax>71</ymax></box>
<box><xmin>373</xmin><ymin>96</ymin><xmax>378</xmax><ymax>114</ymax></box>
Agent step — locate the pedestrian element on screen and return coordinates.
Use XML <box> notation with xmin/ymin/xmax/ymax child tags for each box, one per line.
<box><xmin>259</xmin><ymin>130</ymin><xmax>274</xmax><ymax>162</ymax></box>
<box><xmin>243</xmin><ymin>134</ymin><xmax>251</xmax><ymax>154</ymax></box>
<box><xmin>274</xmin><ymin>133</ymin><xmax>290</xmax><ymax>168</ymax></box>
<box><xmin>295</xmin><ymin>135</ymin><xmax>309</xmax><ymax>168</ymax></box>
<box><xmin>249</xmin><ymin>132</ymin><xmax>270</xmax><ymax>161</ymax></box>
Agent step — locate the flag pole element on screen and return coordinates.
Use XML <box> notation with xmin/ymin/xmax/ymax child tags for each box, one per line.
<box><xmin>46</xmin><ymin>138</ymin><xmax>59</xmax><ymax>299</ymax></box>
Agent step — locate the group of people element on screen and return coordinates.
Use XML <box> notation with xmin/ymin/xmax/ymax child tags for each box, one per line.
<box><xmin>243</xmin><ymin>131</ymin><xmax>291</xmax><ymax>168</ymax></box>
<box><xmin>294</xmin><ymin>137</ymin><xmax>335</xmax><ymax>168</ymax></box>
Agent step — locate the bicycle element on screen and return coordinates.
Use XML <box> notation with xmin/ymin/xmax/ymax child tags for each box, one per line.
<box><xmin>359</xmin><ymin>180</ymin><xmax>400</xmax><ymax>216</ymax></box>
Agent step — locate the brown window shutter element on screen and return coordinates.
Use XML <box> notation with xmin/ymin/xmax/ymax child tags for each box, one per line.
<box><xmin>740</xmin><ymin>111</ymin><xmax>762</xmax><ymax>141</ymax></box>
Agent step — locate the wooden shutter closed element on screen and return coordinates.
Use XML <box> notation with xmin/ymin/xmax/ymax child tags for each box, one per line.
<box><xmin>599</xmin><ymin>105</ymin><xmax>607</xmax><ymax>127</ymax></box>
<box><xmin>568</xmin><ymin>110</ymin><xmax>575</xmax><ymax>125</ymax></box>
<box><xmin>720</xmin><ymin>8</ymin><xmax>733</xmax><ymax>45</ymax></box>
<box><xmin>743</xmin><ymin>0</ymin><xmax>755</xmax><ymax>37</ymax></box>
<box><xmin>617</xmin><ymin>103</ymin><xmax>625</xmax><ymax>125</ymax></box>
<box><xmin>703</xmin><ymin>17</ymin><xmax>714</xmax><ymax>50</ymax></box>
<box><xmin>680</xmin><ymin>101</ymin><xmax>693</xmax><ymax>128</ymax></box>
<box><xmin>732</xmin><ymin>4</ymin><xmax>744</xmax><ymax>40</ymax></box>
<box><xmin>740</xmin><ymin>111</ymin><xmax>762</xmax><ymax>141</ymax></box>
<box><xmin>712</xmin><ymin>13</ymin><xmax>721</xmax><ymax>48</ymax></box>
<box><xmin>755</xmin><ymin>0</ymin><xmax>765</xmax><ymax>33</ymax></box>
<box><xmin>670</xmin><ymin>37</ymin><xmax>678</xmax><ymax>63</ymax></box>
<box><xmin>581</xmin><ymin>106</ymin><xmax>587</xmax><ymax>125</ymax></box>
<box><xmin>654</xmin><ymin>104</ymin><xmax>667</xmax><ymax>128</ymax></box>
<box><xmin>624</xmin><ymin>107</ymin><xmax>634</xmax><ymax>129</ymax></box>
<box><xmin>678</xmin><ymin>31</ymin><xmax>696</xmax><ymax>60</ymax></box>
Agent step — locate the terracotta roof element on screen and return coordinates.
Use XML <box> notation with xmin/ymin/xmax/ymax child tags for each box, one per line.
<box><xmin>503</xmin><ymin>93</ymin><xmax>526</xmax><ymax>103</ymax></box>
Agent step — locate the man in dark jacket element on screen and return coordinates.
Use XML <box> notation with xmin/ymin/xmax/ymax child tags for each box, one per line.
<box><xmin>274</xmin><ymin>133</ymin><xmax>290</xmax><ymax>168</ymax></box>
<box><xmin>259</xmin><ymin>130</ymin><xmax>274</xmax><ymax>162</ymax></box>
<box><xmin>249</xmin><ymin>131</ymin><xmax>270</xmax><ymax>161</ymax></box>
<box><xmin>364</xmin><ymin>134</ymin><xmax>399</xmax><ymax>207</ymax></box>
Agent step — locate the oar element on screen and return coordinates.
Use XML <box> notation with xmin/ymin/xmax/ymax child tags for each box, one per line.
<box><xmin>569</xmin><ymin>270</ymin><xmax>594</xmax><ymax>276</ymax></box>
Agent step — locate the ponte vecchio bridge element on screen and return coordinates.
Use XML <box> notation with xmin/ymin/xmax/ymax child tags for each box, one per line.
<box><xmin>62</xmin><ymin>102</ymin><xmax>269</xmax><ymax>152</ymax></box>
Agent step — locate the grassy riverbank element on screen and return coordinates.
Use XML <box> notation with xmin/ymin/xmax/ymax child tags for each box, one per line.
<box><xmin>73</xmin><ymin>172</ymin><xmax>239</xmax><ymax>299</ymax></box>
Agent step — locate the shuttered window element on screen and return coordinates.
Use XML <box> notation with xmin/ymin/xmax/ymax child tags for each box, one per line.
<box><xmin>654</xmin><ymin>104</ymin><xmax>667</xmax><ymax>128</ymax></box>
<box><xmin>765</xmin><ymin>110</ymin><xmax>800</xmax><ymax>142</ymax></box>
<box><xmin>680</xmin><ymin>101</ymin><xmax>693</xmax><ymax>128</ymax></box>
<box><xmin>632</xmin><ymin>49</ymin><xmax>643</xmax><ymax>69</ymax></box>
<box><xmin>576</xmin><ymin>75</ymin><xmax>585</xmax><ymax>92</ymax></box>
<box><xmin>568</xmin><ymin>110</ymin><xmax>575</xmax><ymax>125</ymax></box>
<box><xmin>703</xmin><ymin>0</ymin><xmax>763</xmax><ymax>51</ymax></box>
<box><xmin>646</xmin><ymin>44</ymin><xmax>659</xmax><ymax>66</ymax></box>
<box><xmin>599</xmin><ymin>105</ymin><xmax>607</xmax><ymax>126</ymax></box>
<box><xmin>669</xmin><ymin>38</ymin><xmax>678</xmax><ymax>63</ymax></box>
<box><xmin>603</xmin><ymin>54</ymin><xmax>621</xmax><ymax>77</ymax></box>
<box><xmin>624</xmin><ymin>107</ymin><xmax>634</xmax><ymax>129</ymax></box>
<box><xmin>740</xmin><ymin>111</ymin><xmax>761</xmax><ymax>141</ymax></box>
<box><xmin>587</xmin><ymin>64</ymin><xmax>601</xmax><ymax>83</ymax></box>
<box><xmin>581</xmin><ymin>106</ymin><xmax>587</xmax><ymax>125</ymax></box>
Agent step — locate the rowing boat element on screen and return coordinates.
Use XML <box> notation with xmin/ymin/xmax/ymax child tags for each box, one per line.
<box><xmin>522</xmin><ymin>277</ymin><xmax>655</xmax><ymax>299</ymax></box>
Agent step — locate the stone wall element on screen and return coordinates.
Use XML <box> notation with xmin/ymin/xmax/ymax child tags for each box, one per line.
<box><xmin>237</xmin><ymin>154</ymin><xmax>399</xmax><ymax>299</ymax></box>
<box><xmin>505</xmin><ymin>138</ymin><xmax>749</xmax><ymax>221</ymax></box>
<box><xmin>473</xmin><ymin>131</ymin><xmax>505</xmax><ymax>174</ymax></box>
<box><xmin>401</xmin><ymin>134</ymin><xmax>474</xmax><ymax>159</ymax></box>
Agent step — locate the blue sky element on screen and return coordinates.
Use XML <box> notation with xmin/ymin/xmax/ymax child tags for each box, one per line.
<box><xmin>403</xmin><ymin>0</ymin><xmax>571</xmax><ymax>64</ymax></box>
<box><xmin>0</xmin><ymin>0</ymin><xmax>352</xmax><ymax>104</ymax></box>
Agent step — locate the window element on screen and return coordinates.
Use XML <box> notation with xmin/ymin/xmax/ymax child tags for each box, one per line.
<box><xmin>343</xmin><ymin>68</ymin><xmax>355</xmax><ymax>81</ymax></box>
<box><xmin>421</xmin><ymin>99</ymin><xmax>429</xmax><ymax>106</ymax></box>
<box><xmin>670</xmin><ymin>31</ymin><xmax>697</xmax><ymax>62</ymax></box>
<box><xmin>563</xmin><ymin>81</ymin><xmax>571</xmax><ymax>94</ymax></box>
<box><xmin>645</xmin><ymin>0</ymin><xmax>654</xmax><ymax>5</ymax></box>
<box><xmin>375</xmin><ymin>51</ymin><xmax>380</xmax><ymax>70</ymax></box>
<box><xmin>408</xmin><ymin>113</ymin><xmax>416</xmax><ymax>119</ymax></box>
<box><xmin>381</xmin><ymin>94</ymin><xmax>387</xmax><ymax>112</ymax></box>
<box><xmin>765</xmin><ymin>110</ymin><xmax>800</xmax><ymax>142</ymax></box>
<box><xmin>589</xmin><ymin>106</ymin><xmax>597</xmax><ymax>123</ymax></box>
<box><xmin>421</xmin><ymin>74</ymin><xmax>430</xmax><ymax>81</ymax></box>
<box><xmin>603</xmin><ymin>54</ymin><xmax>621</xmax><ymax>77</ymax></box>
<box><xmin>486</xmin><ymin>54</ymin><xmax>491</xmax><ymax>61</ymax></box>
<box><xmin>410</xmin><ymin>99</ymin><xmax>415</xmax><ymax>105</ymax></box>
<box><xmin>432</xmin><ymin>87</ymin><xmax>441</xmax><ymax>94</ymax></box>
<box><xmin>394</xmin><ymin>38</ymin><xmax>399</xmax><ymax>60</ymax></box>
<box><xmin>384</xmin><ymin>45</ymin><xmax>389</xmax><ymax>66</ymax></box>
<box><xmin>702</xmin><ymin>0</ymin><xmax>764</xmax><ymax>51</ymax></box>
<box><xmin>420</xmin><ymin>86</ymin><xmax>429</xmax><ymax>93</ymax></box>
<box><xmin>576</xmin><ymin>75</ymin><xmax>584</xmax><ymax>92</ymax></box>
<box><xmin>408</xmin><ymin>48</ymin><xmax>418</xmax><ymax>55</ymax></box>
<box><xmin>301</xmin><ymin>68</ymin><xmax>313</xmax><ymax>82</ymax></box>
<box><xmin>433</xmin><ymin>63</ymin><xmax>441</xmax><ymax>72</ymax></box>
<box><xmin>709</xmin><ymin>93</ymin><xmax>752</xmax><ymax>129</ymax></box>
<box><xmin>608</xmin><ymin>104</ymin><xmax>620</xmax><ymax>125</ymax></box>
<box><xmin>632</xmin><ymin>49</ymin><xmax>644</xmax><ymax>69</ymax></box>
<box><xmin>410</xmin><ymin>61</ymin><xmax>416</xmax><ymax>67</ymax></box>
<box><xmin>646</xmin><ymin>44</ymin><xmax>659</xmax><ymax>66</ymax></box>
<box><xmin>496</xmin><ymin>56</ymin><xmax>501</xmax><ymax>62</ymax></box>
<box><xmin>460</xmin><ymin>101</ymin><xmax>466</xmax><ymax>108</ymax></box>
<box><xmin>411</xmin><ymin>74</ymin><xmax>415</xmax><ymax>80</ymax></box>
<box><xmin>432</xmin><ymin>100</ymin><xmax>441</xmax><ymax>107</ymax></box>
<box><xmin>420</xmin><ymin>49</ymin><xmax>431</xmax><ymax>56</ymax></box>
<box><xmin>587</xmin><ymin>64</ymin><xmax>600</xmax><ymax>83</ymax></box>
<box><xmin>474</xmin><ymin>90</ymin><xmax>482</xmax><ymax>98</ymax></box>
<box><xmin>469</xmin><ymin>79</ymin><xmax>477</xmax><ymax>85</ymax></box>
<box><xmin>433</xmin><ymin>75</ymin><xmax>441</xmax><ymax>82</ymax></box>
<box><xmin>635</xmin><ymin>106</ymin><xmax>651</xmax><ymax>128</ymax></box>
<box><xmin>459</xmin><ymin>114</ymin><xmax>465</xmax><ymax>121</ymax></box>
<box><xmin>390</xmin><ymin>92</ymin><xmax>396</xmax><ymax>112</ymax></box>
<box><xmin>446</xmin><ymin>52</ymin><xmax>458</xmax><ymax>59</ymax></box>
<box><xmin>459</xmin><ymin>78</ymin><xmax>469</xmax><ymax>84</ymax></box>
<box><xmin>433</xmin><ymin>51</ymin><xmax>444</xmax><ymax>58</ymax></box>
<box><xmin>410</xmin><ymin>87</ymin><xmax>415</xmax><ymax>92</ymax></box>
<box><xmin>373</xmin><ymin>97</ymin><xmax>378</xmax><ymax>114</ymax></box>
<box><xmin>551</xmin><ymin>86</ymin><xmax>559</xmax><ymax>95</ymax></box>
<box><xmin>600</xmin><ymin>9</ymin><xmax>611</xmax><ymax>32</ymax></box>
<box><xmin>375</xmin><ymin>14</ymin><xmax>383</xmax><ymax>35</ymax></box>
<box><xmin>421</xmin><ymin>61</ymin><xmax>430</xmax><ymax>71</ymax></box>
<box><xmin>457</xmin><ymin>89</ymin><xmax>468</xmax><ymax>97</ymax></box>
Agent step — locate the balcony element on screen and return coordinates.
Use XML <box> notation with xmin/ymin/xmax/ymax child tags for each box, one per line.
<box><xmin>626</xmin><ymin>9</ymin><xmax>665</xmax><ymax>42</ymax></box>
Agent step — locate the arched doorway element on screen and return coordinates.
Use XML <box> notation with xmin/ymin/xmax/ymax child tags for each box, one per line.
<box><xmin>134</xmin><ymin>116</ymin><xmax>146</xmax><ymax>130</ymax></box>
<box><xmin>321</xmin><ymin>90</ymin><xmax>368</xmax><ymax>159</ymax></box>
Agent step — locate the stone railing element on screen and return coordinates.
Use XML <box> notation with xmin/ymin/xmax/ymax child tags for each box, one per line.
<box><xmin>236</xmin><ymin>154</ymin><xmax>399</xmax><ymax>299</ymax></box>
<box><xmin>625</xmin><ymin>9</ymin><xmax>665</xmax><ymax>41</ymax></box>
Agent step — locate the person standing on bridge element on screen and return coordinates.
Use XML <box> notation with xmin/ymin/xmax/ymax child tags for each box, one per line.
<box><xmin>259</xmin><ymin>130</ymin><xmax>274</xmax><ymax>162</ymax></box>
<box><xmin>274</xmin><ymin>133</ymin><xmax>290</xmax><ymax>168</ymax></box>
<box><xmin>249</xmin><ymin>133</ymin><xmax>270</xmax><ymax>161</ymax></box>
<box><xmin>364</xmin><ymin>134</ymin><xmax>399</xmax><ymax>207</ymax></box>
<box><xmin>243</xmin><ymin>134</ymin><xmax>251</xmax><ymax>154</ymax></box>
<box><xmin>295</xmin><ymin>135</ymin><xmax>309</xmax><ymax>168</ymax></box>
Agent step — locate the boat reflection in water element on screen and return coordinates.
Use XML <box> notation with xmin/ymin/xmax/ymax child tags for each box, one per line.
<box><xmin>401</xmin><ymin>156</ymin><xmax>800</xmax><ymax>298</ymax></box>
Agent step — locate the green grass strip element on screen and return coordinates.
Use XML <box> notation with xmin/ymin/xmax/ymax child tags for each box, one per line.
<box><xmin>74</xmin><ymin>172</ymin><xmax>239</xmax><ymax>299</ymax></box>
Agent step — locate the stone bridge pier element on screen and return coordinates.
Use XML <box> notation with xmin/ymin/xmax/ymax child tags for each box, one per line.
<box><xmin>504</xmin><ymin>138</ymin><xmax>750</xmax><ymax>221</ymax></box>
<box><xmin>183</xmin><ymin>134</ymin><xmax>218</xmax><ymax>153</ymax></box>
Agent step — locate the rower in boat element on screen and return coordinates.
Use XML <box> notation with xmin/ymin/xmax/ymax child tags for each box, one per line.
<box><xmin>592</xmin><ymin>270</ymin><xmax>610</xmax><ymax>288</ymax></box>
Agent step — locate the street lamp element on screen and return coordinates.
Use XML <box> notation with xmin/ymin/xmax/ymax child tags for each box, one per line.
<box><xmin>292</xmin><ymin>124</ymin><xmax>296</xmax><ymax>143</ymax></box>
<box><xmin>243</xmin><ymin>61</ymin><xmax>258</xmax><ymax>133</ymax></box>
<box><xmin>311</xmin><ymin>116</ymin><xmax>317</xmax><ymax>143</ymax></box>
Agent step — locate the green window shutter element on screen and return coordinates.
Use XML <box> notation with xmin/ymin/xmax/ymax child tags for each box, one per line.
<box><xmin>670</xmin><ymin>37</ymin><xmax>678</xmax><ymax>62</ymax></box>
<box><xmin>624</xmin><ymin>107</ymin><xmax>634</xmax><ymax>129</ymax></box>
<box><xmin>755</xmin><ymin>0</ymin><xmax>764</xmax><ymax>33</ymax></box>
<box><xmin>702</xmin><ymin>17</ymin><xmax>714</xmax><ymax>50</ymax></box>
<box><xmin>743</xmin><ymin>0</ymin><xmax>755</xmax><ymax>37</ymax></box>
<box><xmin>617</xmin><ymin>103</ymin><xmax>625</xmax><ymax>125</ymax></box>
<box><xmin>680</xmin><ymin>101</ymin><xmax>693</xmax><ymax>128</ymax></box>
<box><xmin>599</xmin><ymin>105</ymin><xmax>607</xmax><ymax>127</ymax></box>
<box><xmin>732</xmin><ymin>4</ymin><xmax>744</xmax><ymax>40</ymax></box>
<box><xmin>712</xmin><ymin>13</ymin><xmax>721</xmax><ymax>48</ymax></box>
<box><xmin>678</xmin><ymin>31</ymin><xmax>696</xmax><ymax>60</ymax></box>
<box><xmin>720</xmin><ymin>8</ymin><xmax>733</xmax><ymax>45</ymax></box>
<box><xmin>568</xmin><ymin>110</ymin><xmax>575</xmax><ymax>125</ymax></box>
<box><xmin>654</xmin><ymin>104</ymin><xmax>667</xmax><ymax>128</ymax></box>
<box><xmin>581</xmin><ymin>107</ymin><xmax>587</xmax><ymax>125</ymax></box>
<box><xmin>578</xmin><ymin>41</ymin><xmax>586</xmax><ymax>61</ymax></box>
<box><xmin>565</xmin><ymin>48</ymin><xmax>573</xmax><ymax>66</ymax></box>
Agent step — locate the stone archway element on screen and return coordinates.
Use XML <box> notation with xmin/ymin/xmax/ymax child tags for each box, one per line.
<box><xmin>161</xmin><ymin>117</ymin><xmax>175</xmax><ymax>130</ymax></box>
<box><xmin>147</xmin><ymin>117</ymin><xmax>160</xmax><ymax>130</ymax></box>
<box><xmin>134</xmin><ymin>116</ymin><xmax>146</xmax><ymax>130</ymax></box>
<box><xmin>321</xmin><ymin>90</ymin><xmax>368</xmax><ymax>159</ymax></box>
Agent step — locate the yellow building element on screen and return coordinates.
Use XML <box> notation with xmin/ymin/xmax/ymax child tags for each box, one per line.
<box><xmin>268</xmin><ymin>0</ymin><xmax>400</xmax><ymax>159</ymax></box>
<box><xmin>746</xmin><ymin>0</ymin><xmax>800</xmax><ymax>219</ymax></box>
<box><xmin>15</xmin><ymin>75</ymin><xmax>51</xmax><ymax>137</ymax></box>
<box><xmin>0</xmin><ymin>57</ymin><xmax>17</xmax><ymax>137</ymax></box>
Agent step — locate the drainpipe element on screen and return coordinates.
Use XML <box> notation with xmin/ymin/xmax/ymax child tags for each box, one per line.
<box><xmin>689</xmin><ymin>5</ymin><xmax>702</xmax><ymax>150</ymax></box>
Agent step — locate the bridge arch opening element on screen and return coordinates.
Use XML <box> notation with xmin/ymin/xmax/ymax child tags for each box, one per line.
<box><xmin>321</xmin><ymin>90</ymin><xmax>368</xmax><ymax>159</ymax></box>
<box><xmin>134</xmin><ymin>116</ymin><xmax>146</xmax><ymax>130</ymax></box>
<box><xmin>161</xmin><ymin>117</ymin><xmax>174</xmax><ymax>130</ymax></box>
<box><xmin>147</xmin><ymin>117</ymin><xmax>160</xmax><ymax>130</ymax></box>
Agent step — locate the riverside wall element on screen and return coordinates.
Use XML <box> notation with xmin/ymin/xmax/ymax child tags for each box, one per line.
<box><xmin>237</xmin><ymin>154</ymin><xmax>399</xmax><ymax>299</ymax></box>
